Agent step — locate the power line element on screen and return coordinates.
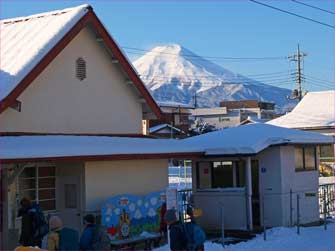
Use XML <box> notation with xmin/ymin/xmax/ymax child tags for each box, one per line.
<box><xmin>249</xmin><ymin>0</ymin><xmax>335</xmax><ymax>29</ymax></box>
<box><xmin>291</xmin><ymin>0</ymin><xmax>334</xmax><ymax>15</ymax></box>
<box><xmin>123</xmin><ymin>46</ymin><xmax>286</xmax><ymax>61</ymax></box>
<box><xmin>303</xmin><ymin>74</ymin><xmax>334</xmax><ymax>85</ymax></box>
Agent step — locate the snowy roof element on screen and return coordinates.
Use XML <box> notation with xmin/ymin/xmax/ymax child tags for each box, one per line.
<box><xmin>0</xmin><ymin>5</ymin><xmax>89</xmax><ymax>101</ymax></box>
<box><xmin>0</xmin><ymin>5</ymin><xmax>161</xmax><ymax>117</ymax></box>
<box><xmin>183</xmin><ymin>123</ymin><xmax>333</xmax><ymax>155</ymax></box>
<box><xmin>267</xmin><ymin>91</ymin><xmax>335</xmax><ymax>129</ymax></box>
<box><xmin>240</xmin><ymin>116</ymin><xmax>269</xmax><ymax>125</ymax></box>
<box><xmin>157</xmin><ymin>101</ymin><xmax>194</xmax><ymax>109</ymax></box>
<box><xmin>0</xmin><ymin>136</ymin><xmax>200</xmax><ymax>161</ymax></box>
<box><xmin>1</xmin><ymin>124</ymin><xmax>332</xmax><ymax>161</ymax></box>
<box><xmin>149</xmin><ymin>124</ymin><xmax>184</xmax><ymax>134</ymax></box>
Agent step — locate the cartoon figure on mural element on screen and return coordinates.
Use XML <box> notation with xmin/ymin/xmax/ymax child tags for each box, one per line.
<box><xmin>119</xmin><ymin>209</ymin><xmax>131</xmax><ymax>239</ymax></box>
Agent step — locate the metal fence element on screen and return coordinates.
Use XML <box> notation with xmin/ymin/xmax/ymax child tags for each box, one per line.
<box><xmin>319</xmin><ymin>183</ymin><xmax>335</xmax><ymax>216</ymax></box>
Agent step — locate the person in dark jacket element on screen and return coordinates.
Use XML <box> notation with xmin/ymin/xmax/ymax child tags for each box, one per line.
<box><xmin>165</xmin><ymin>208</ymin><xmax>187</xmax><ymax>251</ymax></box>
<box><xmin>18</xmin><ymin>197</ymin><xmax>39</xmax><ymax>246</ymax></box>
<box><xmin>80</xmin><ymin>214</ymin><xmax>96</xmax><ymax>250</ymax></box>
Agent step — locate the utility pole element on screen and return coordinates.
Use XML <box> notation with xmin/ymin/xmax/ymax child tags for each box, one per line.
<box><xmin>194</xmin><ymin>93</ymin><xmax>197</xmax><ymax>108</ymax></box>
<box><xmin>288</xmin><ymin>44</ymin><xmax>307</xmax><ymax>101</ymax></box>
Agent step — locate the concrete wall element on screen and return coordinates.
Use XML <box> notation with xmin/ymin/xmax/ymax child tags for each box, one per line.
<box><xmin>84</xmin><ymin>159</ymin><xmax>169</xmax><ymax>211</ymax></box>
<box><xmin>279</xmin><ymin>146</ymin><xmax>319</xmax><ymax>226</ymax></box>
<box><xmin>193</xmin><ymin>190</ymin><xmax>247</xmax><ymax>230</ymax></box>
<box><xmin>0</xmin><ymin>27</ymin><xmax>143</xmax><ymax>134</ymax></box>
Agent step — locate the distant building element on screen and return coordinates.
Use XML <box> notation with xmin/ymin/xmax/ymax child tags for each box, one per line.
<box><xmin>147</xmin><ymin>101</ymin><xmax>193</xmax><ymax>137</ymax></box>
<box><xmin>191</xmin><ymin>100</ymin><xmax>276</xmax><ymax>129</ymax></box>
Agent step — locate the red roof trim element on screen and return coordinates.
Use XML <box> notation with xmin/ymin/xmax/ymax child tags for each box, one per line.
<box><xmin>0</xmin><ymin>132</ymin><xmax>153</xmax><ymax>138</ymax></box>
<box><xmin>0</xmin><ymin>152</ymin><xmax>203</xmax><ymax>164</ymax></box>
<box><xmin>0</xmin><ymin>7</ymin><xmax>161</xmax><ymax>119</ymax></box>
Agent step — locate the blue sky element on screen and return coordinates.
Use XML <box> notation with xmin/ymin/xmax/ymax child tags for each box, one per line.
<box><xmin>1</xmin><ymin>0</ymin><xmax>334</xmax><ymax>92</ymax></box>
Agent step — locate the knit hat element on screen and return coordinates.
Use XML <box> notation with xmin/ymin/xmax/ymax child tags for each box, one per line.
<box><xmin>49</xmin><ymin>216</ymin><xmax>62</xmax><ymax>230</ymax></box>
<box><xmin>83</xmin><ymin>214</ymin><xmax>95</xmax><ymax>224</ymax></box>
<box><xmin>164</xmin><ymin>208</ymin><xmax>177</xmax><ymax>223</ymax></box>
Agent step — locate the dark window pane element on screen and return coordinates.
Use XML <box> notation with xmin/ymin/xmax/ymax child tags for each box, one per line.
<box><xmin>39</xmin><ymin>189</ymin><xmax>55</xmax><ymax>200</ymax></box>
<box><xmin>236</xmin><ymin>161</ymin><xmax>246</xmax><ymax>187</ymax></box>
<box><xmin>305</xmin><ymin>147</ymin><xmax>316</xmax><ymax>170</ymax></box>
<box><xmin>38</xmin><ymin>178</ymin><xmax>55</xmax><ymax>188</ymax></box>
<box><xmin>19</xmin><ymin>178</ymin><xmax>36</xmax><ymax>190</ymax></box>
<box><xmin>19</xmin><ymin>190</ymin><xmax>36</xmax><ymax>201</ymax></box>
<box><xmin>212</xmin><ymin>161</ymin><xmax>234</xmax><ymax>188</ymax></box>
<box><xmin>295</xmin><ymin>147</ymin><xmax>304</xmax><ymax>171</ymax></box>
<box><xmin>39</xmin><ymin>200</ymin><xmax>55</xmax><ymax>211</ymax></box>
<box><xmin>20</xmin><ymin>167</ymin><xmax>36</xmax><ymax>178</ymax></box>
<box><xmin>38</xmin><ymin>166</ymin><xmax>55</xmax><ymax>177</ymax></box>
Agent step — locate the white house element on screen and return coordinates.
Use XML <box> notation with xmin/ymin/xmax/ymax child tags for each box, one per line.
<box><xmin>268</xmin><ymin>90</ymin><xmax>335</xmax><ymax>174</ymax></box>
<box><xmin>182</xmin><ymin>123</ymin><xmax>332</xmax><ymax>231</ymax></box>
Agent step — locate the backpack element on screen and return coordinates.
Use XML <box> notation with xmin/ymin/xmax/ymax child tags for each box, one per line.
<box><xmin>182</xmin><ymin>222</ymin><xmax>206</xmax><ymax>251</ymax></box>
<box><xmin>29</xmin><ymin>203</ymin><xmax>49</xmax><ymax>239</ymax></box>
<box><xmin>92</xmin><ymin>225</ymin><xmax>111</xmax><ymax>250</ymax></box>
<box><xmin>58</xmin><ymin>227</ymin><xmax>79</xmax><ymax>251</ymax></box>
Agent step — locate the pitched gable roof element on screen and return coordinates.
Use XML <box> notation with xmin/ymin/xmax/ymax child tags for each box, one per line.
<box><xmin>0</xmin><ymin>5</ymin><xmax>161</xmax><ymax>118</ymax></box>
<box><xmin>267</xmin><ymin>91</ymin><xmax>335</xmax><ymax>129</ymax></box>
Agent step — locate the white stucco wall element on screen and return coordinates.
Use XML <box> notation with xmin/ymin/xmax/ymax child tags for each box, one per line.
<box><xmin>280</xmin><ymin>146</ymin><xmax>319</xmax><ymax>226</ymax></box>
<box><xmin>84</xmin><ymin>159</ymin><xmax>169</xmax><ymax>211</ymax></box>
<box><xmin>258</xmin><ymin>147</ymin><xmax>283</xmax><ymax>227</ymax></box>
<box><xmin>0</xmin><ymin>27</ymin><xmax>143</xmax><ymax>134</ymax></box>
<box><xmin>258</xmin><ymin>145</ymin><xmax>319</xmax><ymax>227</ymax></box>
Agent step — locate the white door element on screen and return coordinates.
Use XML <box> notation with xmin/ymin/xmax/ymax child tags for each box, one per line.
<box><xmin>58</xmin><ymin>176</ymin><xmax>82</xmax><ymax>231</ymax></box>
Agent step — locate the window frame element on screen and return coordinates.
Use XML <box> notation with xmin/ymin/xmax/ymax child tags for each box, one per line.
<box><xmin>17</xmin><ymin>165</ymin><xmax>56</xmax><ymax>211</ymax></box>
<box><xmin>295</xmin><ymin>146</ymin><xmax>317</xmax><ymax>172</ymax></box>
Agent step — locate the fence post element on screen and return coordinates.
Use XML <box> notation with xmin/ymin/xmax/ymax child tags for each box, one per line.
<box><xmin>290</xmin><ymin>189</ymin><xmax>293</xmax><ymax>227</ymax></box>
<box><xmin>221</xmin><ymin>205</ymin><xmax>225</xmax><ymax>247</ymax></box>
<box><xmin>262</xmin><ymin>194</ymin><xmax>266</xmax><ymax>240</ymax></box>
<box><xmin>296</xmin><ymin>194</ymin><xmax>300</xmax><ymax>235</ymax></box>
<box><xmin>323</xmin><ymin>190</ymin><xmax>327</xmax><ymax>230</ymax></box>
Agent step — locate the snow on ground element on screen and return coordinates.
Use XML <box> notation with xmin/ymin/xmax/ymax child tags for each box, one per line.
<box><xmin>155</xmin><ymin>223</ymin><xmax>335</xmax><ymax>251</ymax></box>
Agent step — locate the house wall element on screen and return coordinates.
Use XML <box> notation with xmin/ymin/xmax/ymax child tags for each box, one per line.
<box><xmin>0</xmin><ymin>27</ymin><xmax>143</xmax><ymax>134</ymax></box>
<box><xmin>193</xmin><ymin>190</ymin><xmax>247</xmax><ymax>230</ymax></box>
<box><xmin>279</xmin><ymin>146</ymin><xmax>319</xmax><ymax>226</ymax></box>
<box><xmin>84</xmin><ymin>159</ymin><xmax>168</xmax><ymax>211</ymax></box>
<box><xmin>257</xmin><ymin>147</ymin><xmax>283</xmax><ymax>227</ymax></box>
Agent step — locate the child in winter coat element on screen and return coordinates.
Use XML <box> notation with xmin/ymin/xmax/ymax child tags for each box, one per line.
<box><xmin>45</xmin><ymin>216</ymin><xmax>63</xmax><ymax>250</ymax></box>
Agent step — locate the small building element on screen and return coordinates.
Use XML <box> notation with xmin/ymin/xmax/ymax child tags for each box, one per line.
<box><xmin>183</xmin><ymin>123</ymin><xmax>332</xmax><ymax>231</ymax></box>
<box><xmin>147</xmin><ymin>101</ymin><xmax>193</xmax><ymax>137</ymax></box>
<box><xmin>268</xmin><ymin>91</ymin><xmax>335</xmax><ymax>174</ymax></box>
<box><xmin>191</xmin><ymin>107</ymin><xmax>229</xmax><ymax>129</ymax></box>
<box><xmin>0</xmin><ymin>5</ymin><xmax>198</xmax><ymax>249</ymax></box>
<box><xmin>191</xmin><ymin>100</ymin><xmax>276</xmax><ymax>130</ymax></box>
<box><xmin>149</xmin><ymin>123</ymin><xmax>187</xmax><ymax>139</ymax></box>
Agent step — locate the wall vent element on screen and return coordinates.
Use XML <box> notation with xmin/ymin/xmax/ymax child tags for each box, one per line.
<box><xmin>76</xmin><ymin>57</ymin><xmax>86</xmax><ymax>81</ymax></box>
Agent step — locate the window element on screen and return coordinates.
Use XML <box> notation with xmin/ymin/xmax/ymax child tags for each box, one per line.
<box><xmin>18</xmin><ymin>166</ymin><xmax>56</xmax><ymax>211</ymax></box>
<box><xmin>76</xmin><ymin>57</ymin><xmax>86</xmax><ymax>81</ymax></box>
<box><xmin>295</xmin><ymin>146</ymin><xmax>317</xmax><ymax>172</ymax></box>
<box><xmin>197</xmin><ymin>160</ymin><xmax>246</xmax><ymax>189</ymax></box>
<box><xmin>213</xmin><ymin>161</ymin><xmax>234</xmax><ymax>188</ymax></box>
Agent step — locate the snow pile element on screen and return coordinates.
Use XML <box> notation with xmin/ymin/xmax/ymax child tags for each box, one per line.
<box><xmin>268</xmin><ymin>91</ymin><xmax>335</xmax><ymax>129</ymax></box>
<box><xmin>0</xmin><ymin>5</ymin><xmax>89</xmax><ymax>100</ymax></box>
<box><xmin>133</xmin><ymin>44</ymin><xmax>294</xmax><ymax>110</ymax></box>
<box><xmin>155</xmin><ymin>223</ymin><xmax>335</xmax><ymax>251</ymax></box>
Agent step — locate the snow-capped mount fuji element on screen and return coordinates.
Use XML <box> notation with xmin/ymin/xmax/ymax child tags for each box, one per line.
<box><xmin>133</xmin><ymin>44</ymin><xmax>294</xmax><ymax>110</ymax></box>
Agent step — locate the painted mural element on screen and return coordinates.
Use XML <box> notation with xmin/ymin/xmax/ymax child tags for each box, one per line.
<box><xmin>101</xmin><ymin>191</ymin><xmax>166</xmax><ymax>240</ymax></box>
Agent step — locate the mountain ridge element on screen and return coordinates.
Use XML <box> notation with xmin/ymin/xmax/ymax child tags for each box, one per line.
<box><xmin>133</xmin><ymin>44</ymin><xmax>295</xmax><ymax>111</ymax></box>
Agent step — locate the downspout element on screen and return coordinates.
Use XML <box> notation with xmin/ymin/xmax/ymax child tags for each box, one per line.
<box><xmin>246</xmin><ymin>157</ymin><xmax>253</xmax><ymax>230</ymax></box>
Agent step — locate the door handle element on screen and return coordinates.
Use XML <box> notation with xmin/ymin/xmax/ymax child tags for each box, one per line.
<box><xmin>76</xmin><ymin>213</ymin><xmax>81</xmax><ymax>216</ymax></box>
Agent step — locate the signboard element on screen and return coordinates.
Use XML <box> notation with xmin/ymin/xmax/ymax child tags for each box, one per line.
<box><xmin>305</xmin><ymin>193</ymin><xmax>317</xmax><ymax>197</ymax></box>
